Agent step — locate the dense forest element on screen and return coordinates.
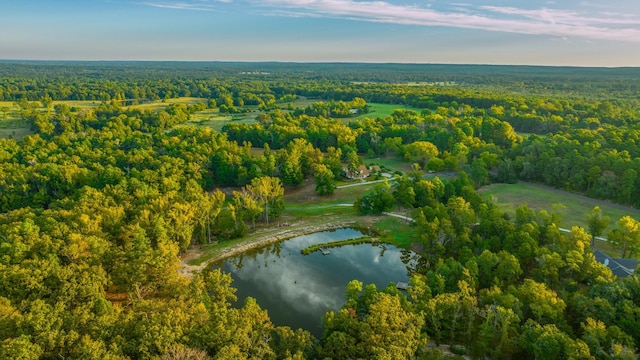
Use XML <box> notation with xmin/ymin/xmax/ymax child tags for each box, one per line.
<box><xmin>0</xmin><ymin>62</ymin><xmax>639</xmax><ymax>359</ymax></box>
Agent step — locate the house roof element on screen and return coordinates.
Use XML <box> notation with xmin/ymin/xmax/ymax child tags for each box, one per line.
<box><xmin>593</xmin><ymin>250</ymin><xmax>638</xmax><ymax>278</ymax></box>
<box><xmin>615</xmin><ymin>258</ymin><xmax>639</xmax><ymax>271</ymax></box>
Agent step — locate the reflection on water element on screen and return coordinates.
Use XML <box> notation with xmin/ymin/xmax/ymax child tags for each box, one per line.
<box><xmin>214</xmin><ymin>228</ymin><xmax>416</xmax><ymax>337</ymax></box>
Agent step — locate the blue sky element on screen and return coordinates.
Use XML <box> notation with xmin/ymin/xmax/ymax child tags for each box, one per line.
<box><xmin>1</xmin><ymin>0</ymin><xmax>639</xmax><ymax>66</ymax></box>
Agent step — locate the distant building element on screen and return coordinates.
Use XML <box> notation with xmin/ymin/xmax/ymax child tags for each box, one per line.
<box><xmin>343</xmin><ymin>165</ymin><xmax>371</xmax><ymax>180</ymax></box>
<box><xmin>343</xmin><ymin>165</ymin><xmax>382</xmax><ymax>180</ymax></box>
<box><xmin>593</xmin><ymin>250</ymin><xmax>638</xmax><ymax>278</ymax></box>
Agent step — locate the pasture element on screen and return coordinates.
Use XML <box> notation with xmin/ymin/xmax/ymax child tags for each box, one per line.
<box><xmin>480</xmin><ymin>182</ymin><xmax>640</xmax><ymax>233</ymax></box>
<box><xmin>187</xmin><ymin>110</ymin><xmax>258</xmax><ymax>132</ymax></box>
<box><xmin>480</xmin><ymin>182</ymin><xmax>640</xmax><ymax>258</ymax></box>
<box><xmin>0</xmin><ymin>102</ymin><xmax>32</xmax><ymax>140</ymax></box>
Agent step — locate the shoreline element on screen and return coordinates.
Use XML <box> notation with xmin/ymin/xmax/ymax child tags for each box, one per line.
<box><xmin>178</xmin><ymin>218</ymin><xmax>361</xmax><ymax>278</ymax></box>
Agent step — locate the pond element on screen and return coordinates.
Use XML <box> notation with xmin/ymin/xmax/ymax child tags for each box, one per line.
<box><xmin>214</xmin><ymin>228</ymin><xmax>417</xmax><ymax>338</ymax></box>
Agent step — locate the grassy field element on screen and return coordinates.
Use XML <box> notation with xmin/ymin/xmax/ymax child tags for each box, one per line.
<box><xmin>187</xmin><ymin>110</ymin><xmax>258</xmax><ymax>132</ymax></box>
<box><xmin>480</xmin><ymin>182</ymin><xmax>640</xmax><ymax>234</ymax></box>
<box><xmin>285</xmin><ymin>178</ymin><xmax>374</xmax><ymax>207</ymax></box>
<box><xmin>355</xmin><ymin>103</ymin><xmax>425</xmax><ymax>120</ymax></box>
<box><xmin>0</xmin><ymin>127</ymin><xmax>34</xmax><ymax>140</ymax></box>
<box><xmin>0</xmin><ymin>102</ymin><xmax>22</xmax><ymax>122</ymax></box>
<box><xmin>0</xmin><ymin>113</ymin><xmax>33</xmax><ymax>140</ymax></box>
<box><xmin>373</xmin><ymin>216</ymin><xmax>420</xmax><ymax>247</ymax></box>
<box><xmin>125</xmin><ymin>97</ymin><xmax>205</xmax><ymax>111</ymax></box>
<box><xmin>54</xmin><ymin>100</ymin><xmax>101</xmax><ymax>109</ymax></box>
<box><xmin>285</xmin><ymin>98</ymin><xmax>317</xmax><ymax>109</ymax></box>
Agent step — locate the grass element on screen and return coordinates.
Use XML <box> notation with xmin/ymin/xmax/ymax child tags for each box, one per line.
<box><xmin>0</xmin><ymin>127</ymin><xmax>34</xmax><ymax>140</ymax></box>
<box><xmin>355</xmin><ymin>103</ymin><xmax>425</xmax><ymax>120</ymax></box>
<box><xmin>0</xmin><ymin>116</ymin><xmax>32</xmax><ymax>140</ymax></box>
<box><xmin>186</xmin><ymin>107</ymin><xmax>259</xmax><ymax>132</ymax></box>
<box><xmin>374</xmin><ymin>216</ymin><xmax>420</xmax><ymax>248</ymax></box>
<box><xmin>480</xmin><ymin>182</ymin><xmax>640</xmax><ymax>234</ymax></box>
<box><xmin>284</xmin><ymin>204</ymin><xmax>355</xmax><ymax>217</ymax></box>
<box><xmin>186</xmin><ymin>112</ymin><xmax>257</xmax><ymax>132</ymax></box>
<box><xmin>284</xmin><ymin>98</ymin><xmax>317</xmax><ymax>109</ymax></box>
<box><xmin>284</xmin><ymin>178</ymin><xmax>377</xmax><ymax>207</ymax></box>
<box><xmin>125</xmin><ymin>97</ymin><xmax>206</xmax><ymax>111</ymax></box>
<box><xmin>54</xmin><ymin>100</ymin><xmax>101</xmax><ymax>109</ymax></box>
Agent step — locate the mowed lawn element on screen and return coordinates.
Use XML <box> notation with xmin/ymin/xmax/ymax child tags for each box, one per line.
<box><xmin>480</xmin><ymin>182</ymin><xmax>640</xmax><ymax>234</ymax></box>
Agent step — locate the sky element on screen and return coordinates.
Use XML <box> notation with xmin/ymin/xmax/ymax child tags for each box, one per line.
<box><xmin>1</xmin><ymin>0</ymin><xmax>640</xmax><ymax>66</ymax></box>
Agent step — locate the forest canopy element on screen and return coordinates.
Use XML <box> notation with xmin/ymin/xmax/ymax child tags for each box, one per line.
<box><xmin>0</xmin><ymin>62</ymin><xmax>639</xmax><ymax>359</ymax></box>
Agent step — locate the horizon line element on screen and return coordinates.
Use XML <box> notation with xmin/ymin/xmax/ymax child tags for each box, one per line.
<box><xmin>0</xmin><ymin>59</ymin><xmax>638</xmax><ymax>69</ymax></box>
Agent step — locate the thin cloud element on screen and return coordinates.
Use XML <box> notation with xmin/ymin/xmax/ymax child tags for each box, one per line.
<box><xmin>142</xmin><ymin>0</ymin><xmax>232</xmax><ymax>11</ymax></box>
<box><xmin>142</xmin><ymin>0</ymin><xmax>640</xmax><ymax>42</ymax></box>
<box><xmin>143</xmin><ymin>2</ymin><xmax>217</xmax><ymax>10</ymax></box>
<box><xmin>262</xmin><ymin>0</ymin><xmax>640</xmax><ymax>41</ymax></box>
<box><xmin>481</xmin><ymin>6</ymin><xmax>640</xmax><ymax>26</ymax></box>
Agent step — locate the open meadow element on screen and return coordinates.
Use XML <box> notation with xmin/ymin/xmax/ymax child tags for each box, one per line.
<box><xmin>355</xmin><ymin>102</ymin><xmax>425</xmax><ymax>120</ymax></box>
<box><xmin>481</xmin><ymin>182</ymin><xmax>640</xmax><ymax>257</ymax></box>
<box><xmin>187</xmin><ymin>109</ymin><xmax>258</xmax><ymax>132</ymax></box>
<box><xmin>480</xmin><ymin>182</ymin><xmax>640</xmax><ymax>232</ymax></box>
<box><xmin>125</xmin><ymin>97</ymin><xmax>204</xmax><ymax>111</ymax></box>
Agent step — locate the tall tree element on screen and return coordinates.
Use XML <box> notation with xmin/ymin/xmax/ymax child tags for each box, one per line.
<box><xmin>233</xmin><ymin>189</ymin><xmax>263</xmax><ymax>230</ymax></box>
<box><xmin>403</xmin><ymin>141</ymin><xmax>439</xmax><ymax>169</ymax></box>
<box><xmin>313</xmin><ymin>164</ymin><xmax>335</xmax><ymax>196</ymax></box>
<box><xmin>608</xmin><ymin>216</ymin><xmax>640</xmax><ymax>258</ymax></box>
<box><xmin>586</xmin><ymin>206</ymin><xmax>610</xmax><ymax>247</ymax></box>
<box><xmin>246</xmin><ymin>176</ymin><xmax>284</xmax><ymax>225</ymax></box>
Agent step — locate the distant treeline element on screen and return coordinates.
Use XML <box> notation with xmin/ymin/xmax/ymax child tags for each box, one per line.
<box><xmin>1</xmin><ymin>61</ymin><xmax>639</xmax><ymax>101</ymax></box>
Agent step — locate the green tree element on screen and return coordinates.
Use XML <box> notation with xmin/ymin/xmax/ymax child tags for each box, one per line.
<box><xmin>322</xmin><ymin>282</ymin><xmax>427</xmax><ymax>359</ymax></box>
<box><xmin>0</xmin><ymin>335</ymin><xmax>43</xmax><ymax>360</ymax></box>
<box><xmin>586</xmin><ymin>206</ymin><xmax>610</xmax><ymax>247</ymax></box>
<box><xmin>404</xmin><ymin>141</ymin><xmax>439</xmax><ymax>169</ymax></box>
<box><xmin>246</xmin><ymin>176</ymin><xmax>284</xmax><ymax>225</ymax></box>
<box><xmin>514</xmin><ymin>279</ymin><xmax>566</xmax><ymax>326</ymax></box>
<box><xmin>354</xmin><ymin>180</ymin><xmax>395</xmax><ymax>215</ymax></box>
<box><xmin>617</xmin><ymin>168</ymin><xmax>637</xmax><ymax>205</ymax></box>
<box><xmin>469</xmin><ymin>158</ymin><xmax>489</xmax><ymax>188</ymax></box>
<box><xmin>581</xmin><ymin>317</ymin><xmax>638</xmax><ymax>359</ymax></box>
<box><xmin>0</xmin><ymin>106</ymin><xmax>9</xmax><ymax>119</ymax></box>
<box><xmin>233</xmin><ymin>189</ymin><xmax>263</xmax><ymax>230</ymax></box>
<box><xmin>324</xmin><ymin>146</ymin><xmax>343</xmax><ymax>177</ymax></box>
<box><xmin>519</xmin><ymin>320</ymin><xmax>592</xmax><ymax>360</ymax></box>
<box><xmin>393</xmin><ymin>176</ymin><xmax>416</xmax><ymax>221</ymax></box>
<box><xmin>608</xmin><ymin>216</ymin><xmax>640</xmax><ymax>258</ymax></box>
<box><xmin>313</xmin><ymin>163</ymin><xmax>335</xmax><ymax>196</ymax></box>
<box><xmin>474</xmin><ymin>306</ymin><xmax>520</xmax><ymax>359</ymax></box>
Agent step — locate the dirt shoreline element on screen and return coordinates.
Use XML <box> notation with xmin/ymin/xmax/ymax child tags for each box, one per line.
<box><xmin>178</xmin><ymin>218</ymin><xmax>361</xmax><ymax>278</ymax></box>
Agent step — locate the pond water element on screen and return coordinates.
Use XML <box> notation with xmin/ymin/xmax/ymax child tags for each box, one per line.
<box><xmin>214</xmin><ymin>228</ymin><xmax>417</xmax><ymax>338</ymax></box>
